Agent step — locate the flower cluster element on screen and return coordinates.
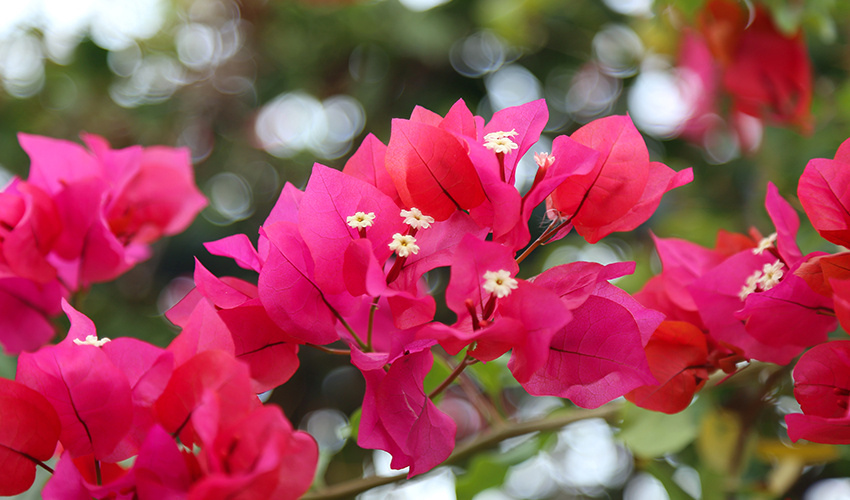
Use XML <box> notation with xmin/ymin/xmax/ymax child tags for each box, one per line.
<box><xmin>0</xmin><ymin>134</ymin><xmax>207</xmax><ymax>353</ymax></box>
<box><xmin>677</xmin><ymin>0</ymin><xmax>812</xmax><ymax>150</ymax></box>
<box><xmin>176</xmin><ymin>98</ymin><xmax>692</xmax><ymax>476</ymax></box>
<box><xmin>627</xmin><ymin>139</ymin><xmax>850</xmax><ymax>424</ymax></box>
<box><xmin>11</xmin><ymin>92</ymin><xmax>850</xmax><ymax>497</ymax></box>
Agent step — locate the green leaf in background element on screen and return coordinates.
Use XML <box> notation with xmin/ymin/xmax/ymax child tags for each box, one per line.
<box><xmin>0</xmin><ymin>352</ymin><xmax>16</xmax><ymax>380</ymax></box>
<box><xmin>455</xmin><ymin>453</ymin><xmax>511</xmax><ymax>500</ymax></box>
<box><xmin>617</xmin><ymin>397</ymin><xmax>707</xmax><ymax>458</ymax></box>
<box><xmin>348</xmin><ymin>407</ymin><xmax>362</xmax><ymax>441</ymax></box>
<box><xmin>424</xmin><ymin>353</ymin><xmax>454</xmax><ymax>396</ymax></box>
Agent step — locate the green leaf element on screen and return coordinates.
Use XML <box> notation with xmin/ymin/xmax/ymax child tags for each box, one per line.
<box><xmin>455</xmin><ymin>433</ymin><xmax>547</xmax><ymax>500</ymax></box>
<box><xmin>617</xmin><ymin>398</ymin><xmax>707</xmax><ymax>458</ymax></box>
<box><xmin>348</xmin><ymin>407</ymin><xmax>362</xmax><ymax>441</ymax></box>
<box><xmin>0</xmin><ymin>351</ymin><xmax>16</xmax><ymax>380</ymax></box>
<box><xmin>644</xmin><ymin>461</ymin><xmax>698</xmax><ymax>500</ymax></box>
<box><xmin>467</xmin><ymin>354</ymin><xmax>516</xmax><ymax>399</ymax></box>
<box><xmin>455</xmin><ymin>453</ymin><xmax>510</xmax><ymax>500</ymax></box>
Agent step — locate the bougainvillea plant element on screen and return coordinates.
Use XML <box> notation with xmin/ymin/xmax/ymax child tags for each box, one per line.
<box><xmin>2</xmin><ymin>73</ymin><xmax>850</xmax><ymax>497</ymax></box>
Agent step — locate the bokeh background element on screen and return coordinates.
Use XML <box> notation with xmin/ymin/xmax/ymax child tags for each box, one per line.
<box><xmin>3</xmin><ymin>0</ymin><xmax>850</xmax><ymax>498</ymax></box>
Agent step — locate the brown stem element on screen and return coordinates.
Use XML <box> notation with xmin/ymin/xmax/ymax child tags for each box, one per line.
<box><xmin>726</xmin><ymin>364</ymin><xmax>792</xmax><ymax>496</ymax></box>
<box><xmin>429</xmin><ymin>353</ymin><xmax>476</xmax><ymax>399</ymax></box>
<box><xmin>515</xmin><ymin>217</ymin><xmax>572</xmax><ymax>265</ymax></box>
<box><xmin>301</xmin><ymin>403</ymin><xmax>622</xmax><ymax>500</ymax></box>
<box><xmin>307</xmin><ymin>344</ymin><xmax>352</xmax><ymax>356</ymax></box>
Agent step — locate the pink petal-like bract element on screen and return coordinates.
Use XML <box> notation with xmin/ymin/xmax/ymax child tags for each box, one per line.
<box><xmin>522</xmin><ymin>293</ymin><xmax>658</xmax><ymax>408</ymax></box>
<box><xmin>376</xmin><ymin>349</ymin><xmax>457</xmax><ymax>477</ymax></box>
<box><xmin>258</xmin><ymin>221</ymin><xmax>341</xmax><ymax>345</ymax></box>
<box><xmin>298</xmin><ymin>163</ymin><xmax>403</xmax><ymax>295</ymax></box>
<box><xmin>16</xmin><ymin>340</ymin><xmax>133</xmax><ymax>460</ymax></box>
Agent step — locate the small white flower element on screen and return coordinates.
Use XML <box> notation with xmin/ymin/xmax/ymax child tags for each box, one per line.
<box><xmin>752</xmin><ymin>232</ymin><xmax>778</xmax><ymax>255</ymax></box>
<box><xmin>534</xmin><ymin>152</ymin><xmax>555</xmax><ymax>169</ymax></box>
<box><xmin>400</xmin><ymin>208</ymin><xmax>435</xmax><ymax>230</ymax></box>
<box><xmin>483</xmin><ymin>129</ymin><xmax>519</xmax><ymax>154</ymax></box>
<box><xmin>739</xmin><ymin>270</ymin><xmax>763</xmax><ymax>301</ymax></box>
<box><xmin>483</xmin><ymin>269</ymin><xmax>519</xmax><ymax>298</ymax></box>
<box><xmin>758</xmin><ymin>260</ymin><xmax>785</xmax><ymax>291</ymax></box>
<box><xmin>388</xmin><ymin>233</ymin><xmax>419</xmax><ymax>257</ymax></box>
<box><xmin>73</xmin><ymin>334</ymin><xmax>111</xmax><ymax>347</ymax></box>
<box><xmin>347</xmin><ymin>211</ymin><xmax>376</xmax><ymax>229</ymax></box>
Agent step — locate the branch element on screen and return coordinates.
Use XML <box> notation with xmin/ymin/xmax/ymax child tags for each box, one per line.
<box><xmin>301</xmin><ymin>402</ymin><xmax>623</xmax><ymax>500</ymax></box>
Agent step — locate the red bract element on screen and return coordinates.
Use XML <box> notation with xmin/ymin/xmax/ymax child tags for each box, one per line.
<box><xmin>787</xmin><ymin>341</ymin><xmax>850</xmax><ymax>444</ymax></box>
<box><xmin>342</xmin><ymin>133</ymin><xmax>399</xmax><ymax>206</ymax></box>
<box><xmin>133</xmin><ymin>425</ymin><xmax>192</xmax><ymax>499</ymax></box>
<box><xmin>794</xmin><ymin>252</ymin><xmax>850</xmax><ymax>297</ymax></box>
<box><xmin>799</xmin><ymin>137</ymin><xmax>850</xmax><ymax>247</ymax></box>
<box><xmin>154</xmin><ymin>350</ymin><xmax>260</xmax><ymax>449</ymax></box>
<box><xmin>709</xmin><ymin>2</ymin><xmax>812</xmax><ymax>131</ymax></box>
<box><xmin>385</xmin><ymin>118</ymin><xmax>486</xmax><ymax>221</ymax></box>
<box><xmin>546</xmin><ymin>115</ymin><xmax>692</xmax><ymax>243</ymax></box>
<box><xmin>189</xmin><ymin>406</ymin><xmax>318</xmax><ymax>499</ymax></box>
<box><xmin>625</xmin><ymin>321</ymin><xmax>709</xmax><ymax>414</ymax></box>
<box><xmin>635</xmin><ymin>234</ymin><xmax>728</xmax><ymax>329</ymax></box>
<box><xmin>679</xmin><ymin>0</ymin><xmax>812</xmax><ymax>142</ymax></box>
<box><xmin>0</xmin><ymin>377</ymin><xmax>60</xmax><ymax>496</ymax></box>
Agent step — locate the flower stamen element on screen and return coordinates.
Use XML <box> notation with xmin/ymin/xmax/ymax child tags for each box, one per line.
<box><xmin>73</xmin><ymin>334</ymin><xmax>111</xmax><ymax>347</ymax></box>
<box><xmin>400</xmin><ymin>208</ymin><xmax>435</xmax><ymax>230</ymax></box>
<box><xmin>483</xmin><ymin>130</ymin><xmax>519</xmax><ymax>154</ymax></box>
<box><xmin>534</xmin><ymin>152</ymin><xmax>556</xmax><ymax>169</ymax></box>
<box><xmin>388</xmin><ymin>233</ymin><xmax>420</xmax><ymax>257</ymax></box>
<box><xmin>752</xmin><ymin>232</ymin><xmax>778</xmax><ymax>255</ymax></box>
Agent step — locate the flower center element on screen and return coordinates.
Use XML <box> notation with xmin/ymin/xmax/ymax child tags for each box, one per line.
<box><xmin>347</xmin><ymin>211</ymin><xmax>376</xmax><ymax>229</ymax></box>
<box><xmin>400</xmin><ymin>208</ymin><xmax>435</xmax><ymax>230</ymax></box>
<box><xmin>483</xmin><ymin>269</ymin><xmax>518</xmax><ymax>298</ymax></box>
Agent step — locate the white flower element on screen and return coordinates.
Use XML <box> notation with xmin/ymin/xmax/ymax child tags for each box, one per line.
<box><xmin>758</xmin><ymin>260</ymin><xmax>785</xmax><ymax>291</ymax></box>
<box><xmin>752</xmin><ymin>232</ymin><xmax>778</xmax><ymax>255</ymax></box>
<box><xmin>483</xmin><ymin>269</ymin><xmax>519</xmax><ymax>298</ymax></box>
<box><xmin>483</xmin><ymin>129</ymin><xmax>519</xmax><ymax>154</ymax></box>
<box><xmin>73</xmin><ymin>334</ymin><xmax>111</xmax><ymax>347</ymax></box>
<box><xmin>739</xmin><ymin>270</ymin><xmax>763</xmax><ymax>301</ymax></box>
<box><xmin>400</xmin><ymin>208</ymin><xmax>435</xmax><ymax>230</ymax></box>
<box><xmin>347</xmin><ymin>211</ymin><xmax>376</xmax><ymax>229</ymax></box>
<box><xmin>534</xmin><ymin>152</ymin><xmax>555</xmax><ymax>169</ymax></box>
<box><xmin>388</xmin><ymin>233</ymin><xmax>419</xmax><ymax>257</ymax></box>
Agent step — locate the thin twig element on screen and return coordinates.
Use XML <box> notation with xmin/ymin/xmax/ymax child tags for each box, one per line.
<box><xmin>301</xmin><ymin>403</ymin><xmax>623</xmax><ymax>500</ymax></box>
